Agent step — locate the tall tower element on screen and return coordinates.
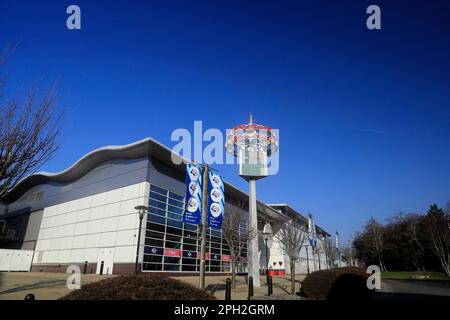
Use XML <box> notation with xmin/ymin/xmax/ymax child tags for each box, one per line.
<box><xmin>226</xmin><ymin>115</ymin><xmax>278</xmax><ymax>287</ymax></box>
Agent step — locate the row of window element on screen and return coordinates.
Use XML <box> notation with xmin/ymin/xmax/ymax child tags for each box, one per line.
<box><xmin>142</xmin><ymin>184</ymin><xmax>248</xmax><ymax>272</ymax></box>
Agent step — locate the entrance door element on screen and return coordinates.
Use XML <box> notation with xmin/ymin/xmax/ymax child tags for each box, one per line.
<box><xmin>96</xmin><ymin>248</ymin><xmax>115</xmax><ymax>275</ymax></box>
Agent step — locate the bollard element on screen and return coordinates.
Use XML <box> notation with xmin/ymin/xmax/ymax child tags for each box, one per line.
<box><xmin>268</xmin><ymin>276</ymin><xmax>273</xmax><ymax>296</ymax></box>
<box><xmin>247</xmin><ymin>276</ymin><xmax>254</xmax><ymax>300</ymax></box>
<box><xmin>225</xmin><ymin>278</ymin><xmax>231</xmax><ymax>300</ymax></box>
<box><xmin>24</xmin><ymin>293</ymin><xmax>35</xmax><ymax>300</ymax></box>
<box><xmin>83</xmin><ymin>261</ymin><xmax>88</xmax><ymax>274</ymax></box>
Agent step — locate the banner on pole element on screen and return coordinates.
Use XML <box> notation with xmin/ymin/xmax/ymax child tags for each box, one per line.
<box><xmin>183</xmin><ymin>163</ymin><xmax>203</xmax><ymax>225</ymax></box>
<box><xmin>308</xmin><ymin>215</ymin><xmax>317</xmax><ymax>248</ymax></box>
<box><xmin>207</xmin><ymin>171</ymin><xmax>225</xmax><ymax>229</ymax></box>
<box><xmin>335</xmin><ymin>231</ymin><xmax>340</xmax><ymax>253</ymax></box>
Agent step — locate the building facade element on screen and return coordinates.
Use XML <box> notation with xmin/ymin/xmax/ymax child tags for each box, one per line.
<box><xmin>0</xmin><ymin>138</ymin><xmax>330</xmax><ymax>275</ymax></box>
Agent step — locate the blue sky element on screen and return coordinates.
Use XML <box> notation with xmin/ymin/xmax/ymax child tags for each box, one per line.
<box><xmin>1</xmin><ymin>0</ymin><xmax>450</xmax><ymax>244</ymax></box>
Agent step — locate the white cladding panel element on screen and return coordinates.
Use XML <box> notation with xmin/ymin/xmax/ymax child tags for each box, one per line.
<box><xmin>33</xmin><ymin>182</ymin><xmax>149</xmax><ymax>265</ymax></box>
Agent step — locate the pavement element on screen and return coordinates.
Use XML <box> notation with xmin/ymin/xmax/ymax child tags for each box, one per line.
<box><xmin>0</xmin><ymin>272</ymin><xmax>305</xmax><ymax>300</ymax></box>
<box><xmin>0</xmin><ymin>272</ymin><xmax>114</xmax><ymax>300</ymax></box>
<box><xmin>174</xmin><ymin>274</ymin><xmax>306</xmax><ymax>300</ymax></box>
<box><xmin>3</xmin><ymin>272</ymin><xmax>450</xmax><ymax>301</ymax></box>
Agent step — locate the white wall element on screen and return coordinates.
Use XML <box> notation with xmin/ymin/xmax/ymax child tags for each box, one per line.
<box><xmin>33</xmin><ymin>182</ymin><xmax>149</xmax><ymax>266</ymax></box>
<box><xmin>0</xmin><ymin>249</ymin><xmax>34</xmax><ymax>271</ymax></box>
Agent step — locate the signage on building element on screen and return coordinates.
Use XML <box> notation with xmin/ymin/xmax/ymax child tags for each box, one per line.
<box><xmin>164</xmin><ymin>248</ymin><xmax>182</xmax><ymax>257</ymax></box>
<box><xmin>183</xmin><ymin>163</ymin><xmax>203</xmax><ymax>225</ymax></box>
<box><xmin>207</xmin><ymin>171</ymin><xmax>225</xmax><ymax>229</ymax></box>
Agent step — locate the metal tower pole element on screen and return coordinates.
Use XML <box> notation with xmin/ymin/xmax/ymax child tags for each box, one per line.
<box><xmin>248</xmin><ymin>179</ymin><xmax>260</xmax><ymax>287</ymax></box>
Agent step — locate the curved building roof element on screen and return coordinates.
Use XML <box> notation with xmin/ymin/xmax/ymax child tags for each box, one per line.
<box><xmin>1</xmin><ymin>137</ymin><xmax>288</xmax><ymax>223</ymax></box>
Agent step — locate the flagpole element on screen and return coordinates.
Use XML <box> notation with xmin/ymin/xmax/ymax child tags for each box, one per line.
<box><xmin>199</xmin><ymin>164</ymin><xmax>209</xmax><ymax>289</ymax></box>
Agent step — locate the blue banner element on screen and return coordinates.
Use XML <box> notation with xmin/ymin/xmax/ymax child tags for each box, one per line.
<box><xmin>207</xmin><ymin>171</ymin><xmax>225</xmax><ymax>229</ymax></box>
<box><xmin>183</xmin><ymin>164</ymin><xmax>203</xmax><ymax>225</ymax></box>
<box><xmin>308</xmin><ymin>216</ymin><xmax>317</xmax><ymax>248</ymax></box>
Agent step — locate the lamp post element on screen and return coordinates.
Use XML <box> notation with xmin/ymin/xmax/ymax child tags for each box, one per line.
<box><xmin>305</xmin><ymin>244</ymin><xmax>310</xmax><ymax>275</ymax></box>
<box><xmin>134</xmin><ymin>205</ymin><xmax>148</xmax><ymax>274</ymax></box>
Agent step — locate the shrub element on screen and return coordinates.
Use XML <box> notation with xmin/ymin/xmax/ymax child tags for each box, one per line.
<box><xmin>300</xmin><ymin>266</ymin><xmax>373</xmax><ymax>300</ymax></box>
<box><xmin>60</xmin><ymin>274</ymin><xmax>215</xmax><ymax>300</ymax></box>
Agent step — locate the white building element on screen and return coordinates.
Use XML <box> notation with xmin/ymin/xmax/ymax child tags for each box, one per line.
<box><xmin>0</xmin><ymin>138</ymin><xmax>330</xmax><ymax>275</ymax></box>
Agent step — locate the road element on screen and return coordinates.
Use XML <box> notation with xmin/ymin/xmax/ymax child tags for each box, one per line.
<box><xmin>373</xmin><ymin>279</ymin><xmax>450</xmax><ymax>301</ymax></box>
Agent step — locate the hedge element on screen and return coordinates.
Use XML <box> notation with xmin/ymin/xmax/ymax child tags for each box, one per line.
<box><xmin>60</xmin><ymin>274</ymin><xmax>216</xmax><ymax>300</ymax></box>
<box><xmin>300</xmin><ymin>266</ymin><xmax>373</xmax><ymax>300</ymax></box>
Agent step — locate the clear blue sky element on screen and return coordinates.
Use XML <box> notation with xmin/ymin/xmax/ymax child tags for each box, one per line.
<box><xmin>1</xmin><ymin>1</ymin><xmax>450</xmax><ymax>244</ymax></box>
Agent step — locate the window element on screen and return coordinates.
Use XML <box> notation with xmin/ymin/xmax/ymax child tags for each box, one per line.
<box><xmin>169</xmin><ymin>192</ymin><xmax>183</xmax><ymax>201</ymax></box>
<box><xmin>168</xmin><ymin>198</ymin><xmax>183</xmax><ymax>208</ymax></box>
<box><xmin>147</xmin><ymin>214</ymin><xmax>165</xmax><ymax>224</ymax></box>
<box><xmin>144</xmin><ymin>255</ymin><xmax>163</xmax><ymax>263</ymax></box>
<box><xmin>149</xmin><ymin>199</ymin><xmax>166</xmax><ymax>210</ymax></box>
<box><xmin>145</xmin><ymin>238</ymin><xmax>164</xmax><ymax>247</ymax></box>
<box><xmin>143</xmin><ymin>184</ymin><xmax>248</xmax><ymax>273</ymax></box>
<box><xmin>151</xmin><ymin>185</ymin><xmax>167</xmax><ymax>195</ymax></box>
<box><xmin>147</xmin><ymin>222</ymin><xmax>165</xmax><ymax>233</ymax></box>
<box><xmin>150</xmin><ymin>192</ymin><xmax>167</xmax><ymax>203</ymax></box>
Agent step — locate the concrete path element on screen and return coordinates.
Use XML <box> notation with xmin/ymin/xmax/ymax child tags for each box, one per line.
<box><xmin>0</xmin><ymin>272</ymin><xmax>113</xmax><ymax>300</ymax></box>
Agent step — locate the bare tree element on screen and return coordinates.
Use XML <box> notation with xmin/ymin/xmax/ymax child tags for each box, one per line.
<box><xmin>361</xmin><ymin>218</ymin><xmax>386</xmax><ymax>271</ymax></box>
<box><xmin>323</xmin><ymin>237</ymin><xmax>336</xmax><ymax>268</ymax></box>
<box><xmin>0</xmin><ymin>46</ymin><xmax>63</xmax><ymax>200</ymax></box>
<box><xmin>274</xmin><ymin>220</ymin><xmax>307</xmax><ymax>294</ymax></box>
<box><xmin>422</xmin><ymin>204</ymin><xmax>450</xmax><ymax>278</ymax></box>
<box><xmin>406</xmin><ymin>213</ymin><xmax>426</xmax><ymax>271</ymax></box>
<box><xmin>221</xmin><ymin>211</ymin><xmax>256</xmax><ymax>288</ymax></box>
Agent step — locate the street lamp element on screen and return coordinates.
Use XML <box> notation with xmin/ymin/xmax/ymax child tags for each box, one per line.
<box><xmin>321</xmin><ymin>236</ymin><xmax>329</xmax><ymax>269</ymax></box>
<box><xmin>134</xmin><ymin>205</ymin><xmax>148</xmax><ymax>274</ymax></box>
<box><xmin>305</xmin><ymin>244</ymin><xmax>310</xmax><ymax>275</ymax></box>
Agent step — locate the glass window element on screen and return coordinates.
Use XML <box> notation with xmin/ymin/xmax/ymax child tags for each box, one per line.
<box><xmin>151</xmin><ymin>185</ymin><xmax>167</xmax><ymax>195</ymax></box>
<box><xmin>147</xmin><ymin>222</ymin><xmax>165</xmax><ymax>233</ymax></box>
<box><xmin>166</xmin><ymin>226</ymin><xmax>182</xmax><ymax>236</ymax></box>
<box><xmin>168</xmin><ymin>198</ymin><xmax>183</xmax><ymax>208</ymax></box>
<box><xmin>164</xmin><ymin>263</ymin><xmax>180</xmax><ymax>271</ymax></box>
<box><xmin>146</xmin><ymin>230</ymin><xmax>164</xmax><ymax>239</ymax></box>
<box><xmin>167</xmin><ymin>211</ymin><xmax>182</xmax><ymax>221</ymax></box>
<box><xmin>165</xmin><ymin>241</ymin><xmax>182</xmax><ymax>249</ymax></box>
<box><xmin>150</xmin><ymin>191</ymin><xmax>167</xmax><ymax>203</ymax></box>
<box><xmin>183</xmin><ymin>244</ymin><xmax>197</xmax><ymax>251</ymax></box>
<box><xmin>169</xmin><ymin>192</ymin><xmax>183</xmax><ymax>202</ymax></box>
<box><xmin>181</xmin><ymin>264</ymin><xmax>197</xmax><ymax>271</ymax></box>
<box><xmin>149</xmin><ymin>199</ymin><xmax>166</xmax><ymax>210</ymax></box>
<box><xmin>143</xmin><ymin>263</ymin><xmax>162</xmax><ymax>271</ymax></box>
<box><xmin>164</xmin><ymin>257</ymin><xmax>180</xmax><ymax>264</ymax></box>
<box><xmin>145</xmin><ymin>238</ymin><xmax>164</xmax><ymax>247</ymax></box>
<box><xmin>210</xmin><ymin>241</ymin><xmax>221</xmax><ymax>248</ymax></box>
<box><xmin>143</xmin><ymin>255</ymin><xmax>163</xmax><ymax>263</ymax></box>
<box><xmin>165</xmin><ymin>234</ymin><xmax>181</xmax><ymax>242</ymax></box>
<box><xmin>181</xmin><ymin>258</ymin><xmax>196</xmax><ymax>265</ymax></box>
<box><xmin>167</xmin><ymin>218</ymin><xmax>183</xmax><ymax>229</ymax></box>
<box><xmin>183</xmin><ymin>237</ymin><xmax>196</xmax><ymax>245</ymax></box>
<box><xmin>168</xmin><ymin>205</ymin><xmax>183</xmax><ymax>214</ymax></box>
<box><xmin>211</xmin><ymin>247</ymin><xmax>221</xmax><ymax>254</ymax></box>
<box><xmin>149</xmin><ymin>207</ymin><xmax>166</xmax><ymax>217</ymax></box>
<box><xmin>147</xmin><ymin>214</ymin><xmax>165</xmax><ymax>224</ymax></box>
<box><xmin>184</xmin><ymin>223</ymin><xmax>198</xmax><ymax>231</ymax></box>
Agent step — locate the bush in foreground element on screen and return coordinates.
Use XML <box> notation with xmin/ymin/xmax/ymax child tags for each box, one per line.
<box><xmin>60</xmin><ymin>274</ymin><xmax>215</xmax><ymax>300</ymax></box>
<box><xmin>300</xmin><ymin>266</ymin><xmax>372</xmax><ymax>300</ymax></box>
